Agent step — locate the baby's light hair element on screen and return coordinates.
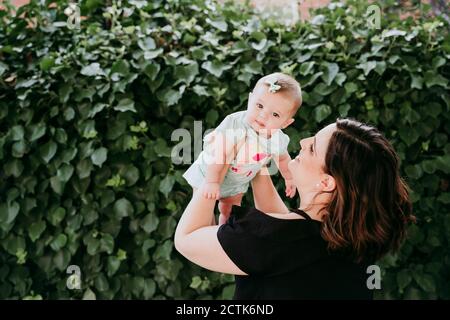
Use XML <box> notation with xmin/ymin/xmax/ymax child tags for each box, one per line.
<box><xmin>254</xmin><ymin>72</ymin><xmax>302</xmax><ymax>116</ymax></box>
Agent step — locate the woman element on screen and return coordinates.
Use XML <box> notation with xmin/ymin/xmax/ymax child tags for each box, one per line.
<box><xmin>174</xmin><ymin>118</ymin><xmax>414</xmax><ymax>299</ymax></box>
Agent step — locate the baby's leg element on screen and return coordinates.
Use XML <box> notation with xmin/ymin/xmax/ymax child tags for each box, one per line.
<box><xmin>218</xmin><ymin>193</ymin><xmax>244</xmax><ymax>225</ymax></box>
<box><xmin>218</xmin><ymin>202</ymin><xmax>232</xmax><ymax>225</ymax></box>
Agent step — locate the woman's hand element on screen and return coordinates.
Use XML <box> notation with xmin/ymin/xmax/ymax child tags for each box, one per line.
<box><xmin>201</xmin><ymin>181</ymin><xmax>221</xmax><ymax>200</ymax></box>
<box><xmin>251</xmin><ymin>167</ymin><xmax>290</xmax><ymax>214</ymax></box>
<box><xmin>284</xmin><ymin>178</ymin><xmax>296</xmax><ymax>198</ymax></box>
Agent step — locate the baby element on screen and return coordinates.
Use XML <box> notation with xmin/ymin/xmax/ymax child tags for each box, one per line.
<box><xmin>183</xmin><ymin>72</ymin><xmax>302</xmax><ymax>225</ymax></box>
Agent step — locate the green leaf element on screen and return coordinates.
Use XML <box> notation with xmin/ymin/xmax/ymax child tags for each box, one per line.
<box><xmin>59</xmin><ymin>83</ymin><xmax>73</xmax><ymax>103</ymax></box>
<box><xmin>399</xmin><ymin>127</ymin><xmax>419</xmax><ymax>146</ymax></box>
<box><xmin>321</xmin><ymin>62</ymin><xmax>339</xmax><ymax>85</ymax></box>
<box><xmin>421</xmin><ymin>160</ymin><xmax>436</xmax><ymax>174</ymax></box>
<box><xmin>405</xmin><ymin>164</ymin><xmax>423</xmax><ymax>180</ymax></box>
<box><xmin>313</xmin><ymin>104</ymin><xmax>332</xmax><ymax>123</ymax></box>
<box><xmin>4</xmin><ymin>160</ymin><xmax>24</xmax><ymax>178</ymax></box>
<box><xmin>383</xmin><ymin>93</ymin><xmax>396</xmax><ymax>105</ymax></box>
<box><xmin>159</xmin><ymin>175</ymin><xmax>175</xmax><ymax>198</ymax></box>
<box><xmin>138</xmin><ymin>37</ymin><xmax>156</xmax><ymax>50</ymax></box>
<box><xmin>50</xmin><ymin>176</ymin><xmax>65</xmax><ymax>195</ymax></box>
<box><xmin>39</xmin><ymin>56</ymin><xmax>55</xmax><ymax>71</ymax></box>
<box><xmin>414</xmin><ymin>274</ymin><xmax>436</xmax><ymax>293</ymax></box>
<box><xmin>140</xmin><ymin>213</ymin><xmax>159</xmax><ymax>234</ymax></box>
<box><xmin>39</xmin><ymin>140</ymin><xmax>57</xmax><ymax>163</ymax></box>
<box><xmin>205</xmin><ymin>109</ymin><xmax>219</xmax><ymax>125</ymax></box>
<box><xmin>432</xmin><ymin>56</ymin><xmax>446</xmax><ymax>69</ymax></box>
<box><xmin>0</xmin><ymin>201</ymin><xmax>20</xmax><ymax>227</ymax></box>
<box><xmin>117</xmin><ymin>249</ymin><xmax>127</xmax><ymax>261</ymax></box>
<box><xmin>437</xmin><ymin>193</ymin><xmax>450</xmax><ymax>204</ymax></box>
<box><xmin>3</xmin><ymin>235</ymin><xmax>26</xmax><ymax>255</ymax></box>
<box><xmin>50</xmin><ymin>234</ymin><xmax>67</xmax><ymax>251</ymax></box>
<box><xmin>382</xmin><ymin>29</ymin><xmax>406</xmax><ymax>38</ymax></box>
<box><xmin>77</xmin><ymin>158</ymin><xmax>93</xmax><ymax>179</ymax></box>
<box><xmin>338</xmin><ymin>104</ymin><xmax>351</xmax><ymax>117</ymax></box>
<box><xmin>88</xmin><ymin>103</ymin><xmax>108</xmax><ymax>118</ymax></box>
<box><xmin>100</xmin><ymin>234</ymin><xmax>114</xmax><ymax>254</ymax></box>
<box><xmin>107</xmin><ymin>256</ymin><xmax>121</xmax><ymax>277</ymax></box>
<box><xmin>28</xmin><ymin>123</ymin><xmax>46</xmax><ymax>142</ymax></box>
<box><xmin>0</xmin><ymin>61</ymin><xmax>8</xmax><ymax>76</ymax></box>
<box><xmin>15</xmin><ymin>78</ymin><xmax>37</xmax><ymax>89</ymax></box>
<box><xmin>243</xmin><ymin>60</ymin><xmax>262</xmax><ymax>75</ymax></box>
<box><xmin>157</xmin><ymin>89</ymin><xmax>182</xmax><ymax>107</ymax></box>
<box><xmin>201</xmin><ymin>60</ymin><xmax>231</xmax><ymax>77</ymax></box>
<box><xmin>143</xmin><ymin>48</ymin><xmax>163</xmax><ymax>60</ymax></box>
<box><xmin>81</xmin><ymin>63</ymin><xmax>105</xmax><ymax>77</ymax></box>
<box><xmin>153</xmin><ymin>240</ymin><xmax>173</xmax><ymax>261</ymax></box>
<box><xmin>313</xmin><ymin>83</ymin><xmax>335</xmax><ymax>96</ymax></box>
<box><xmin>110</xmin><ymin>60</ymin><xmax>129</xmax><ymax>76</ymax></box>
<box><xmin>397</xmin><ymin>270</ymin><xmax>412</xmax><ymax>291</ymax></box>
<box><xmin>28</xmin><ymin>220</ymin><xmax>46</xmax><ymax>242</ymax></box>
<box><xmin>82</xmin><ymin>288</ymin><xmax>96</xmax><ymax>300</ymax></box>
<box><xmin>251</xmin><ymin>38</ymin><xmax>267</xmax><ymax>51</ymax></box>
<box><xmin>424</xmin><ymin>71</ymin><xmax>448</xmax><ymax>88</ymax></box>
<box><xmin>91</xmin><ymin>147</ymin><xmax>108</xmax><ymax>167</ymax></box>
<box><xmin>143</xmin><ymin>63</ymin><xmax>160</xmax><ymax>81</ymax></box>
<box><xmin>207</xmin><ymin>18</ymin><xmax>227</xmax><ymax>32</ymax></box>
<box><xmin>119</xmin><ymin>164</ymin><xmax>140</xmax><ymax>186</ymax></box>
<box><xmin>113</xmin><ymin>198</ymin><xmax>134</xmax><ymax>219</ymax></box>
<box><xmin>173</xmin><ymin>62</ymin><xmax>199</xmax><ymax>85</ymax></box>
<box><xmin>94</xmin><ymin>273</ymin><xmax>109</xmax><ymax>292</ymax></box>
<box><xmin>142</xmin><ymin>279</ymin><xmax>156</xmax><ymax>299</ymax></box>
<box><xmin>48</xmin><ymin>207</ymin><xmax>66</xmax><ymax>226</ymax></box>
<box><xmin>64</xmin><ymin>107</ymin><xmax>75</xmax><ymax>120</ymax></box>
<box><xmin>53</xmin><ymin>249</ymin><xmax>70</xmax><ymax>271</ymax></box>
<box><xmin>10</xmin><ymin>125</ymin><xmax>24</xmax><ymax>141</ymax></box>
<box><xmin>344</xmin><ymin>82</ymin><xmax>358</xmax><ymax>94</ymax></box>
<box><xmin>193</xmin><ymin>85</ymin><xmax>208</xmax><ymax>96</ymax></box>
<box><xmin>12</xmin><ymin>140</ymin><xmax>27</xmax><ymax>158</ymax></box>
<box><xmin>57</xmin><ymin>164</ymin><xmax>74</xmax><ymax>182</ymax></box>
<box><xmin>190</xmin><ymin>276</ymin><xmax>202</xmax><ymax>289</ymax></box>
<box><xmin>374</xmin><ymin>61</ymin><xmax>386</xmax><ymax>75</ymax></box>
<box><xmin>357</xmin><ymin>61</ymin><xmax>376</xmax><ymax>76</ymax></box>
<box><xmin>334</xmin><ymin>73</ymin><xmax>346</xmax><ymax>86</ymax></box>
<box><xmin>114</xmin><ymin>98</ymin><xmax>136</xmax><ymax>113</ymax></box>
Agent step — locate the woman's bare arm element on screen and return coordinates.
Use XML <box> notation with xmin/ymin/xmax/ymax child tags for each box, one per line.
<box><xmin>251</xmin><ymin>167</ymin><xmax>290</xmax><ymax>214</ymax></box>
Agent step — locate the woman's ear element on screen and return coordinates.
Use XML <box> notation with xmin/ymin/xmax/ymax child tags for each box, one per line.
<box><xmin>320</xmin><ymin>174</ymin><xmax>336</xmax><ymax>192</ymax></box>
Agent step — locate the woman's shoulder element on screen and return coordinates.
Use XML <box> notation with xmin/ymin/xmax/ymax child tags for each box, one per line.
<box><xmin>227</xmin><ymin>206</ymin><xmax>321</xmax><ymax>238</ymax></box>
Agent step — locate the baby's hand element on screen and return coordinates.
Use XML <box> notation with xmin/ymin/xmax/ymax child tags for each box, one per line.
<box><xmin>201</xmin><ymin>181</ymin><xmax>221</xmax><ymax>200</ymax></box>
<box><xmin>285</xmin><ymin>178</ymin><xmax>296</xmax><ymax>198</ymax></box>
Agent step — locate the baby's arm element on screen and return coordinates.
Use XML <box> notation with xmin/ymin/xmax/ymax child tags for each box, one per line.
<box><xmin>202</xmin><ymin>132</ymin><xmax>243</xmax><ymax>200</ymax></box>
<box><xmin>275</xmin><ymin>152</ymin><xmax>296</xmax><ymax>198</ymax></box>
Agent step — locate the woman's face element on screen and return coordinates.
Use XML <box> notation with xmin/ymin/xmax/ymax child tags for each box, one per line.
<box><xmin>288</xmin><ymin>123</ymin><xmax>336</xmax><ymax>192</ymax></box>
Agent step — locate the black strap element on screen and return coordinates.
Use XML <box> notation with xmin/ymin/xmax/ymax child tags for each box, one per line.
<box><xmin>290</xmin><ymin>208</ymin><xmax>312</xmax><ymax>220</ymax></box>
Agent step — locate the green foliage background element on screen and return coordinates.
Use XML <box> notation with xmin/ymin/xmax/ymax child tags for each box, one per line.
<box><xmin>0</xmin><ymin>0</ymin><xmax>449</xmax><ymax>299</ymax></box>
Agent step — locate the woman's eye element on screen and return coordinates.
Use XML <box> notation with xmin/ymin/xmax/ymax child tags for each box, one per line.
<box><xmin>272</xmin><ymin>113</ymin><xmax>280</xmax><ymax>118</ymax></box>
<box><xmin>309</xmin><ymin>143</ymin><xmax>314</xmax><ymax>153</ymax></box>
<box><xmin>257</xmin><ymin>104</ymin><xmax>263</xmax><ymax>109</ymax></box>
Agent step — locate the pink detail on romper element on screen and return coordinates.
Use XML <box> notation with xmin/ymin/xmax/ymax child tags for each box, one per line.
<box><xmin>252</xmin><ymin>153</ymin><xmax>268</xmax><ymax>162</ymax></box>
<box><xmin>231</xmin><ymin>166</ymin><xmax>238</xmax><ymax>172</ymax></box>
<box><xmin>246</xmin><ymin>171</ymin><xmax>253</xmax><ymax>177</ymax></box>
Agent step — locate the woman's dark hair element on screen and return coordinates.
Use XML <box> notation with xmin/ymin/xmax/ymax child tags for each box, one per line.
<box><xmin>321</xmin><ymin>118</ymin><xmax>414</xmax><ymax>263</ymax></box>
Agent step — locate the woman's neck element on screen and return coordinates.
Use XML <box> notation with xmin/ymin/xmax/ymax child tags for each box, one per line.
<box><xmin>298</xmin><ymin>190</ymin><xmax>331</xmax><ymax>221</ymax></box>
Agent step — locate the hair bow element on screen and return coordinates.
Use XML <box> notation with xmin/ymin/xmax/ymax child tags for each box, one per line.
<box><xmin>264</xmin><ymin>79</ymin><xmax>281</xmax><ymax>93</ymax></box>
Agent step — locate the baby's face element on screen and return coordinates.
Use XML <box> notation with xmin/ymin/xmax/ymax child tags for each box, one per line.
<box><xmin>245</xmin><ymin>85</ymin><xmax>296</xmax><ymax>136</ymax></box>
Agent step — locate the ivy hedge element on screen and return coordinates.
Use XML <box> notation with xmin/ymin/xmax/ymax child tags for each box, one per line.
<box><xmin>0</xmin><ymin>0</ymin><xmax>449</xmax><ymax>299</ymax></box>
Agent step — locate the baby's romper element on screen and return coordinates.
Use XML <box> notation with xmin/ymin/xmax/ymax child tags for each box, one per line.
<box><xmin>183</xmin><ymin>111</ymin><xmax>290</xmax><ymax>199</ymax></box>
